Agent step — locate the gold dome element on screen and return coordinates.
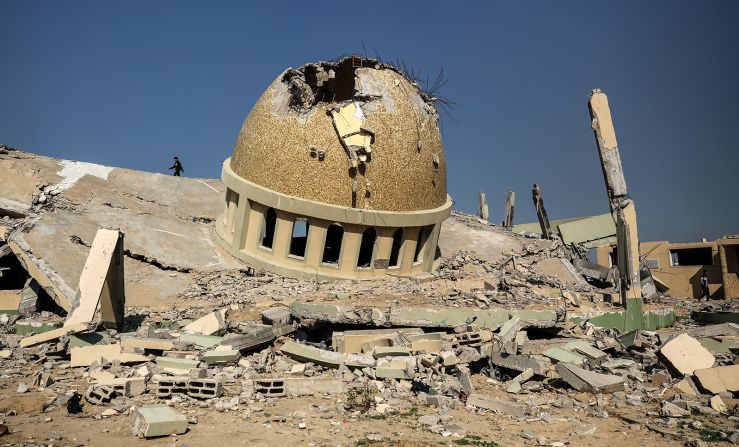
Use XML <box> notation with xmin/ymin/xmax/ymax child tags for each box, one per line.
<box><xmin>229</xmin><ymin>57</ymin><xmax>447</xmax><ymax>213</ymax></box>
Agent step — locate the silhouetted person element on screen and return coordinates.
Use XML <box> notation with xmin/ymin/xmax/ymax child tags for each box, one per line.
<box><xmin>169</xmin><ymin>156</ymin><xmax>184</xmax><ymax>176</ymax></box>
<box><xmin>699</xmin><ymin>270</ymin><xmax>709</xmax><ymax>300</ymax></box>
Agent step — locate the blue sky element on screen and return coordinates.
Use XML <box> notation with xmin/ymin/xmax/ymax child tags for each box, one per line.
<box><xmin>1</xmin><ymin>1</ymin><xmax>737</xmax><ymax>243</ymax></box>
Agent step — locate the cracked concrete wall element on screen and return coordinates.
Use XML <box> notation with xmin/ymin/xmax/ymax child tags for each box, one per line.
<box><xmin>229</xmin><ymin>58</ymin><xmax>447</xmax><ymax>213</ymax></box>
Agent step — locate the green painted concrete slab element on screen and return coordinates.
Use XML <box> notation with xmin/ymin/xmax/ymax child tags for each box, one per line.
<box><xmin>179</xmin><ymin>332</ymin><xmax>223</xmax><ymax>349</ymax></box>
<box><xmin>13</xmin><ymin>321</ymin><xmax>61</xmax><ymax>335</ymax></box>
<box><xmin>202</xmin><ymin>349</ymin><xmax>239</xmax><ymax>364</ymax></box>
<box><xmin>691</xmin><ymin>312</ymin><xmax>739</xmax><ymax>325</ymax></box>
<box><xmin>133</xmin><ymin>404</ymin><xmax>188</xmax><ymax>438</ymax></box>
<box><xmin>155</xmin><ymin>356</ymin><xmax>200</xmax><ymax>371</ymax></box>
<box><xmin>543</xmin><ymin>347</ymin><xmax>586</xmax><ymax>364</ymax></box>
<box><xmin>68</xmin><ymin>332</ymin><xmax>111</xmax><ymax>349</ymax></box>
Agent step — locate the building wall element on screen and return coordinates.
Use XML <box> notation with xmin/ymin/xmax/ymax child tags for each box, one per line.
<box><xmin>719</xmin><ymin>241</ymin><xmax>739</xmax><ymax>299</ymax></box>
<box><xmin>596</xmin><ymin>240</ymin><xmax>727</xmax><ymax>299</ymax></box>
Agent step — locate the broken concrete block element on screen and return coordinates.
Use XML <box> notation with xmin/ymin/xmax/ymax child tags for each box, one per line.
<box><xmin>457</xmin><ymin>367</ymin><xmax>475</xmax><ymax>395</ymax></box>
<box><xmin>672</xmin><ymin>377</ymin><xmax>699</xmax><ymax>396</ymax></box>
<box><xmin>182</xmin><ymin>309</ymin><xmax>227</xmax><ymax>336</ymax></box>
<box><xmin>131</xmin><ymin>405</ymin><xmax>188</xmax><ymax>438</ymax></box>
<box><xmin>659</xmin><ymin>333</ymin><xmax>715</xmax><ymax>375</ymax></box>
<box><xmin>253</xmin><ymin>378</ymin><xmax>286</xmax><ymax>397</ymax></box>
<box><xmin>490</xmin><ymin>352</ymin><xmax>550</xmax><ymax>375</ymax></box>
<box><xmin>202</xmin><ymin>349</ymin><xmax>239</xmax><ymax>364</ymax></box>
<box><xmin>19</xmin><ymin>322</ymin><xmax>88</xmax><ymax>348</ymax></box>
<box><xmin>18</xmin><ymin>280</ymin><xmax>40</xmax><ymax>316</ymax></box>
<box><xmin>332</xmin><ymin>328</ymin><xmax>424</xmax><ymax>353</ymax></box>
<box><xmin>710</xmin><ymin>395</ymin><xmax>727</xmax><ymax>412</ymax></box>
<box><xmin>374</xmin><ymin>367</ymin><xmax>410</xmax><ymax>380</ymax></box>
<box><xmin>279</xmin><ymin>340</ymin><xmax>375</xmax><ymax>369</ymax></box>
<box><xmin>155</xmin><ymin>356</ymin><xmax>200</xmax><ymax>374</ymax></box>
<box><xmin>94</xmin><ymin>377</ymin><xmax>146</xmax><ymax>397</ymax></box>
<box><xmin>86</xmin><ymin>384</ymin><xmax>116</xmax><ymax>405</ymax></box>
<box><xmin>219</xmin><ymin>323</ymin><xmax>294</xmax><ymax>351</ymax></box>
<box><xmin>660</xmin><ymin>401</ymin><xmax>690</xmax><ymax>418</ymax></box>
<box><xmin>555</xmin><ymin>362</ymin><xmax>625</xmax><ymax>394</ymax></box>
<box><xmin>465</xmin><ymin>394</ymin><xmax>529</xmax><ymax>417</ymax></box>
<box><xmin>693</xmin><ymin>364</ymin><xmax>739</xmax><ymax>394</ymax></box>
<box><xmin>70</xmin><ymin>344</ymin><xmax>149</xmax><ymax>367</ymax></box>
<box><xmin>543</xmin><ymin>347</ymin><xmax>586</xmax><ymax>364</ymax></box>
<box><xmin>261</xmin><ymin>306</ymin><xmax>291</xmax><ymax>325</ymax></box>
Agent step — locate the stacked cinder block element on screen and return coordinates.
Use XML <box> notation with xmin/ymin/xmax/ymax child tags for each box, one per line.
<box><xmin>186</xmin><ymin>379</ymin><xmax>222</xmax><ymax>399</ymax></box>
<box><xmin>156</xmin><ymin>378</ymin><xmax>188</xmax><ymax>398</ymax></box>
<box><xmin>253</xmin><ymin>379</ymin><xmax>285</xmax><ymax>397</ymax></box>
<box><xmin>155</xmin><ymin>377</ymin><xmax>222</xmax><ymax>399</ymax></box>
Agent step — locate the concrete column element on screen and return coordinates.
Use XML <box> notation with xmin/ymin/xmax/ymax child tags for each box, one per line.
<box><xmin>479</xmin><ymin>192</ymin><xmax>489</xmax><ymax>222</ymax></box>
<box><xmin>503</xmin><ymin>191</ymin><xmax>515</xmax><ymax>230</ymax></box>
<box><xmin>305</xmin><ymin>219</ymin><xmax>327</xmax><ymax>267</ymax></box>
<box><xmin>234</xmin><ymin>196</ymin><xmax>250</xmax><ymax>250</ymax></box>
<box><xmin>532</xmin><ymin>184</ymin><xmax>551</xmax><ymax>239</ymax></box>
<box><xmin>339</xmin><ymin>225</ymin><xmax>362</xmax><ymax>274</ymax></box>
<box><xmin>375</xmin><ymin>227</ymin><xmax>395</xmax><ymax>271</ymax></box>
<box><xmin>244</xmin><ymin>204</ymin><xmax>266</xmax><ymax>253</ymax></box>
<box><xmin>273</xmin><ymin>211</ymin><xmax>293</xmax><ymax>260</ymax></box>
<box><xmin>589</xmin><ymin>89</ymin><xmax>643</xmax><ymax>322</ymax></box>
<box><xmin>400</xmin><ymin>227</ymin><xmax>420</xmax><ymax>275</ymax></box>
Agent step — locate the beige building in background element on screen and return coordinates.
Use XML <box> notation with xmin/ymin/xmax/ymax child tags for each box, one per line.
<box><xmin>215</xmin><ymin>57</ymin><xmax>452</xmax><ymax>280</ymax></box>
<box><xmin>596</xmin><ymin>237</ymin><xmax>739</xmax><ymax>299</ymax></box>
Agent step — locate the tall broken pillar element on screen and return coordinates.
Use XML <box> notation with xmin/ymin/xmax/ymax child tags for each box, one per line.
<box><xmin>478</xmin><ymin>191</ymin><xmax>489</xmax><ymax>222</ymax></box>
<box><xmin>588</xmin><ymin>89</ymin><xmax>642</xmax><ymax>328</ymax></box>
<box><xmin>64</xmin><ymin>228</ymin><xmax>126</xmax><ymax>331</ymax></box>
<box><xmin>503</xmin><ymin>191</ymin><xmax>515</xmax><ymax>230</ymax></box>
<box><xmin>532</xmin><ymin>184</ymin><xmax>551</xmax><ymax>239</ymax></box>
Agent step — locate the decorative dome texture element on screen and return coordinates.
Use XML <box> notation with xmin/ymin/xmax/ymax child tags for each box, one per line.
<box><xmin>229</xmin><ymin>57</ymin><xmax>447</xmax><ymax>212</ymax></box>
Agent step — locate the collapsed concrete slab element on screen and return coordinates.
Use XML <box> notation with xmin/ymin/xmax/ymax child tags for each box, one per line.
<box><xmin>466</xmin><ymin>394</ymin><xmax>529</xmax><ymax>417</ymax></box>
<box><xmin>693</xmin><ymin>365</ymin><xmax>739</xmax><ymax>394</ymax></box>
<box><xmin>555</xmin><ymin>362</ymin><xmax>625</xmax><ymax>394</ymax></box>
<box><xmin>658</xmin><ymin>333</ymin><xmax>715</xmax><ymax>375</ymax></box>
<box><xmin>219</xmin><ymin>323</ymin><xmax>294</xmax><ymax>351</ymax></box>
<box><xmin>70</xmin><ymin>343</ymin><xmax>149</xmax><ymax>367</ymax></box>
<box><xmin>64</xmin><ymin>228</ymin><xmax>125</xmax><ymax>330</ymax></box>
<box><xmin>19</xmin><ymin>322</ymin><xmax>89</xmax><ymax>348</ymax></box>
<box><xmin>489</xmin><ymin>352</ymin><xmax>551</xmax><ymax>375</ymax></box>
<box><xmin>279</xmin><ymin>340</ymin><xmax>375</xmax><ymax>369</ymax></box>
<box><xmin>289</xmin><ymin>302</ymin><xmax>559</xmax><ymax>330</ymax></box>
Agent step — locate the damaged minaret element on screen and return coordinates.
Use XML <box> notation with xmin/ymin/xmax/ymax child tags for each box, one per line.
<box><xmin>215</xmin><ymin>56</ymin><xmax>452</xmax><ymax>280</ymax></box>
<box><xmin>588</xmin><ymin>89</ymin><xmax>642</xmax><ymax>319</ymax></box>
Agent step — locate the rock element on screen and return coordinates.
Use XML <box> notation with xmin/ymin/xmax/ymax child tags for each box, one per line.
<box><xmin>366</xmin><ymin>433</ymin><xmax>383</xmax><ymax>441</ymax></box>
<box><xmin>418</xmin><ymin>414</ymin><xmax>441</xmax><ymax>427</ymax></box>
<box><xmin>17</xmin><ymin>383</ymin><xmax>29</xmax><ymax>394</ymax></box>
<box><xmin>660</xmin><ymin>401</ymin><xmax>689</xmax><ymax>418</ymax></box>
<box><xmin>710</xmin><ymin>395</ymin><xmax>727</xmax><ymax>413</ymax></box>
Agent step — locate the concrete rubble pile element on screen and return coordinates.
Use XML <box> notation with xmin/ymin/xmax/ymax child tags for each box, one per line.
<box><xmin>1</xmin><ymin>289</ymin><xmax>738</xmax><ymax>443</ymax></box>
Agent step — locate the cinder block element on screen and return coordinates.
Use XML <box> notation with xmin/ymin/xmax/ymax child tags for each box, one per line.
<box><xmin>131</xmin><ymin>404</ymin><xmax>188</xmax><ymax>438</ymax></box>
<box><xmin>156</xmin><ymin>378</ymin><xmax>188</xmax><ymax>398</ymax></box>
<box><xmin>95</xmin><ymin>377</ymin><xmax>147</xmax><ymax>397</ymax></box>
<box><xmin>253</xmin><ymin>378</ymin><xmax>286</xmax><ymax>397</ymax></box>
<box><xmin>86</xmin><ymin>384</ymin><xmax>116</xmax><ymax>405</ymax></box>
<box><xmin>186</xmin><ymin>378</ymin><xmax>222</xmax><ymax>399</ymax></box>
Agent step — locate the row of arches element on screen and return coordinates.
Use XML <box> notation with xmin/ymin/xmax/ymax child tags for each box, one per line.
<box><xmin>257</xmin><ymin>207</ymin><xmax>430</xmax><ymax>270</ymax></box>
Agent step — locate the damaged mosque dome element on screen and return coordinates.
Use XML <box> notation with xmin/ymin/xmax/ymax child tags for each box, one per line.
<box><xmin>215</xmin><ymin>56</ymin><xmax>452</xmax><ymax>280</ymax></box>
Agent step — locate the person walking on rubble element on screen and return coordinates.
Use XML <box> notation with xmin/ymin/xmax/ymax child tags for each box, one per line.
<box><xmin>169</xmin><ymin>156</ymin><xmax>184</xmax><ymax>176</ymax></box>
<box><xmin>699</xmin><ymin>270</ymin><xmax>710</xmax><ymax>300</ymax></box>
